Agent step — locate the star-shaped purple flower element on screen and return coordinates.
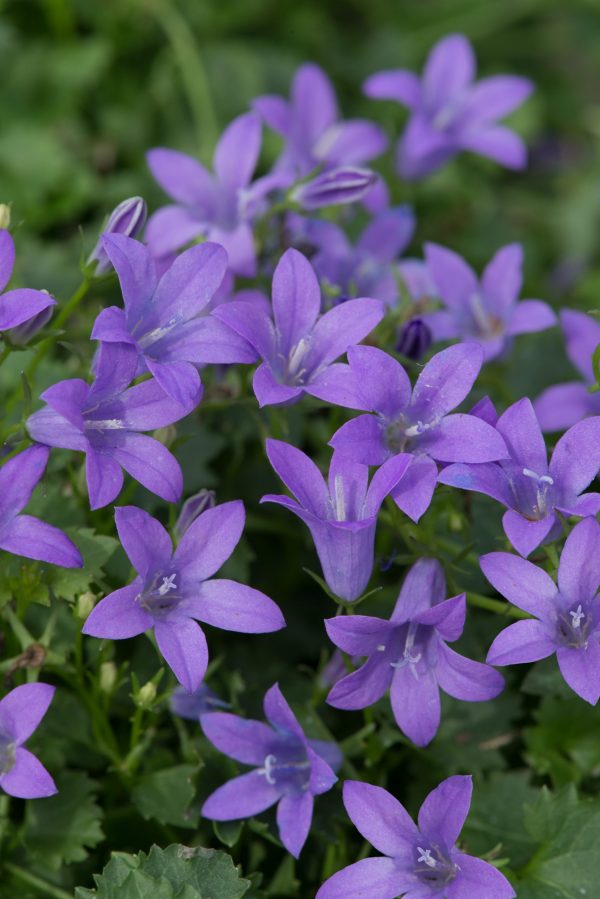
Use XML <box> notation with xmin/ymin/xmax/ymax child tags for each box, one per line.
<box><xmin>253</xmin><ymin>63</ymin><xmax>387</xmax><ymax>178</ymax></box>
<box><xmin>422</xmin><ymin>243</ymin><xmax>556</xmax><ymax>359</ymax></box>
<box><xmin>26</xmin><ymin>342</ymin><xmax>197</xmax><ymax>510</ymax></box>
<box><xmin>439</xmin><ymin>398</ymin><xmax>600</xmax><ymax>557</ymax></box>
<box><xmin>146</xmin><ymin>112</ymin><xmax>269</xmax><ymax>276</ymax></box>
<box><xmin>325</xmin><ymin>558</ymin><xmax>503</xmax><ymax>746</ymax></box>
<box><xmin>364</xmin><ymin>32</ymin><xmax>533</xmax><ymax>179</ymax></box>
<box><xmin>483</xmin><ymin>516</ymin><xmax>600</xmax><ymax>704</ymax></box>
<box><xmin>261</xmin><ymin>440</ymin><xmax>411</xmax><ymax>602</ymax></box>
<box><xmin>535</xmin><ymin>309</ymin><xmax>600</xmax><ymax>432</ymax></box>
<box><xmin>0</xmin><ymin>445</ymin><xmax>82</xmax><ymax>568</ymax></box>
<box><xmin>202</xmin><ymin>683</ymin><xmax>340</xmax><ymax>858</ymax></box>
<box><xmin>329</xmin><ymin>343</ymin><xmax>508</xmax><ymax>522</ymax></box>
<box><xmin>316</xmin><ymin>776</ymin><xmax>515</xmax><ymax>898</ymax></box>
<box><xmin>0</xmin><ymin>230</ymin><xmax>55</xmax><ymax>334</ymax></box>
<box><xmin>213</xmin><ymin>249</ymin><xmax>385</xmax><ymax>408</ymax></box>
<box><xmin>90</xmin><ymin>235</ymin><xmax>256</xmax><ymax>408</ymax></box>
<box><xmin>82</xmin><ymin>502</ymin><xmax>285</xmax><ymax>692</ymax></box>
<box><xmin>0</xmin><ymin>683</ymin><xmax>57</xmax><ymax>799</ymax></box>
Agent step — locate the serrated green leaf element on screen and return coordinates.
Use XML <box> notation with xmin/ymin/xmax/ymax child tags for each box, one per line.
<box><xmin>461</xmin><ymin>771</ymin><xmax>537</xmax><ymax>868</ymax></box>
<box><xmin>132</xmin><ymin>765</ymin><xmax>199</xmax><ymax>829</ymax></box>
<box><xmin>23</xmin><ymin>771</ymin><xmax>104</xmax><ymax>869</ymax></box>
<box><xmin>49</xmin><ymin>528</ymin><xmax>118</xmax><ymax>602</ymax></box>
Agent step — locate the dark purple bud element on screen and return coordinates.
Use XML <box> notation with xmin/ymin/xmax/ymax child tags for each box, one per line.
<box><xmin>6</xmin><ymin>304</ymin><xmax>54</xmax><ymax>346</ymax></box>
<box><xmin>396</xmin><ymin>317</ymin><xmax>432</xmax><ymax>361</ymax></box>
<box><xmin>175</xmin><ymin>489</ymin><xmax>217</xmax><ymax>539</ymax></box>
<box><xmin>291</xmin><ymin>167</ymin><xmax>377</xmax><ymax>211</ymax></box>
<box><xmin>88</xmin><ymin>196</ymin><xmax>148</xmax><ymax>276</ymax></box>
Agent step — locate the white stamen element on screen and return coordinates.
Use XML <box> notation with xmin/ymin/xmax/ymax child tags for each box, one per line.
<box><xmin>85</xmin><ymin>418</ymin><xmax>123</xmax><ymax>430</ymax></box>
<box><xmin>138</xmin><ymin>316</ymin><xmax>182</xmax><ymax>349</ymax></box>
<box><xmin>333</xmin><ymin>473</ymin><xmax>346</xmax><ymax>521</ymax></box>
<box><xmin>391</xmin><ymin>623</ymin><xmax>422</xmax><ymax>680</ymax></box>
<box><xmin>570</xmin><ymin>605</ymin><xmax>585</xmax><ymax>629</ymax></box>
<box><xmin>404</xmin><ymin>420</ymin><xmax>428</xmax><ymax>438</ymax></box>
<box><xmin>377</xmin><ymin>644</ymin><xmax>386</xmax><ymax>652</ymax></box>
<box><xmin>158</xmin><ymin>574</ymin><xmax>177</xmax><ymax>596</ymax></box>
<box><xmin>417</xmin><ymin>847</ymin><xmax>437</xmax><ymax>868</ymax></box>
<box><xmin>287</xmin><ymin>337</ymin><xmax>310</xmax><ymax>379</ymax></box>
<box><xmin>258</xmin><ymin>754</ymin><xmax>277</xmax><ymax>784</ymax></box>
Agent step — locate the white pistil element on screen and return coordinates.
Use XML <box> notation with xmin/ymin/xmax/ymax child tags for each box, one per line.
<box><xmin>287</xmin><ymin>337</ymin><xmax>310</xmax><ymax>381</ymax></box>
<box><xmin>258</xmin><ymin>754</ymin><xmax>277</xmax><ymax>785</ymax></box>
<box><xmin>376</xmin><ymin>644</ymin><xmax>386</xmax><ymax>652</ymax></box>
<box><xmin>391</xmin><ymin>623</ymin><xmax>422</xmax><ymax>680</ymax></box>
<box><xmin>85</xmin><ymin>419</ymin><xmax>123</xmax><ymax>430</ymax></box>
<box><xmin>417</xmin><ymin>847</ymin><xmax>437</xmax><ymax>868</ymax></box>
<box><xmin>404</xmin><ymin>420</ymin><xmax>428</xmax><ymax>439</ymax></box>
<box><xmin>158</xmin><ymin>574</ymin><xmax>177</xmax><ymax>596</ymax></box>
<box><xmin>333</xmin><ymin>473</ymin><xmax>346</xmax><ymax>522</ymax></box>
<box><xmin>570</xmin><ymin>605</ymin><xmax>585</xmax><ymax>629</ymax></box>
<box><xmin>522</xmin><ymin>469</ymin><xmax>554</xmax><ymax>517</ymax></box>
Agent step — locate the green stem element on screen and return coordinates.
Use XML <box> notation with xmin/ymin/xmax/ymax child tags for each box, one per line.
<box><xmin>0</xmin><ymin>345</ymin><xmax>11</xmax><ymax>367</ymax></box>
<box><xmin>467</xmin><ymin>592</ymin><xmax>531</xmax><ymax>620</ymax></box>
<box><xmin>3</xmin><ymin>862</ymin><xmax>73</xmax><ymax>899</ymax></box>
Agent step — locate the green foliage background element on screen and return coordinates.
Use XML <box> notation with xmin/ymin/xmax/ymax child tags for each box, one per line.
<box><xmin>2</xmin><ymin>0</ymin><xmax>600</xmax><ymax>897</ymax></box>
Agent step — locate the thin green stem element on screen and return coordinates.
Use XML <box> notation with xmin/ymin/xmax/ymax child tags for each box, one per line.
<box><xmin>467</xmin><ymin>592</ymin><xmax>531</xmax><ymax>620</ymax></box>
<box><xmin>0</xmin><ymin>345</ymin><xmax>11</xmax><ymax>367</ymax></box>
<box><xmin>3</xmin><ymin>862</ymin><xmax>73</xmax><ymax>899</ymax></box>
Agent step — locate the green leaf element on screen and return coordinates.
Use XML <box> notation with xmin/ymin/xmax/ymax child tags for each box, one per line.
<box><xmin>132</xmin><ymin>765</ymin><xmax>199</xmax><ymax>829</ymax></box>
<box><xmin>23</xmin><ymin>771</ymin><xmax>104</xmax><ymax>869</ymax></box>
<box><xmin>49</xmin><ymin>527</ymin><xmax>118</xmax><ymax>602</ymax></box>
<box><xmin>523</xmin><ymin>695</ymin><xmax>600</xmax><ymax>786</ymax></box>
<box><xmin>76</xmin><ymin>844</ymin><xmax>251</xmax><ymax>899</ymax></box>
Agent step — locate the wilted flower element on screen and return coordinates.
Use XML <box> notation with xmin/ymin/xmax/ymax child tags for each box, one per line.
<box><xmin>483</xmin><ymin>517</ymin><xmax>600</xmax><ymax>704</ymax></box>
<box><xmin>316</xmin><ymin>777</ymin><xmax>515</xmax><ymax>898</ymax></box>
<box><xmin>82</xmin><ymin>502</ymin><xmax>285</xmax><ymax>692</ymax></box>
<box><xmin>202</xmin><ymin>683</ymin><xmax>341</xmax><ymax>857</ymax></box>
<box><xmin>325</xmin><ymin>558</ymin><xmax>503</xmax><ymax>746</ymax></box>
<box><xmin>0</xmin><ymin>683</ymin><xmax>57</xmax><ymax>799</ymax></box>
<box><xmin>87</xmin><ymin>196</ymin><xmax>147</xmax><ymax>276</ymax></box>
<box><xmin>261</xmin><ymin>440</ymin><xmax>411</xmax><ymax>602</ymax></box>
<box><xmin>364</xmin><ymin>32</ymin><xmax>533</xmax><ymax>179</ymax></box>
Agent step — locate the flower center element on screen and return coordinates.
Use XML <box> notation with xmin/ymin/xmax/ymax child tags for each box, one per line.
<box><xmin>137</xmin><ymin>572</ymin><xmax>180</xmax><ymax>616</ymax></box>
<box><xmin>385</xmin><ymin>415</ymin><xmax>432</xmax><ymax>454</ymax></box>
<box><xmin>557</xmin><ymin>603</ymin><xmax>591</xmax><ymax>649</ymax></box>
<box><xmin>137</xmin><ymin>315</ymin><xmax>183</xmax><ymax>350</ymax></box>
<box><xmin>414</xmin><ymin>842</ymin><xmax>457</xmax><ymax>886</ymax></box>
<box><xmin>468</xmin><ymin>292</ymin><xmax>504</xmax><ymax>339</ymax></box>
<box><xmin>521</xmin><ymin>468</ymin><xmax>554</xmax><ymax>518</ymax></box>
<box><xmin>0</xmin><ymin>728</ymin><xmax>16</xmax><ymax>776</ymax></box>
<box><xmin>257</xmin><ymin>748</ymin><xmax>311</xmax><ymax>794</ymax></box>
<box><xmin>278</xmin><ymin>336</ymin><xmax>313</xmax><ymax>386</ymax></box>
<box><xmin>391</xmin><ymin>622</ymin><xmax>423</xmax><ymax>680</ymax></box>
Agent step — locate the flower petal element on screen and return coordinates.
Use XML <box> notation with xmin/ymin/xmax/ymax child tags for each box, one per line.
<box><xmin>363</xmin><ymin>69</ymin><xmax>421</xmax><ymax>108</ymax></box>
<box><xmin>436</xmin><ymin>644</ymin><xmax>504</xmax><ymax>701</ymax></box>
<box><xmin>100</xmin><ymin>235</ymin><xmax>157</xmax><ymax>323</ymax></box>
<box><xmin>327</xmin><ymin>653</ymin><xmax>393</xmax><ymax>711</ymax></box>
<box><xmin>0</xmin><ymin>515</ymin><xmax>82</xmax><ymax>568</ymax></box>
<box><xmin>82</xmin><ymin>584</ymin><xmax>152</xmax><ymax>639</ymax></box>
<box><xmin>502</xmin><ymin>510</ymin><xmax>556</xmax><ymax>559</ymax></box>
<box><xmin>263</xmin><ymin>683</ymin><xmax>304</xmax><ymax>739</ymax></box>
<box><xmin>0</xmin><ymin>747</ymin><xmax>57</xmax><ymax>799</ymax></box>
<box><xmin>392</xmin><ymin>557</ymin><xmax>446</xmax><ymax>622</ymax></box>
<box><xmin>418</xmin><ymin>774</ymin><xmax>473</xmax><ymax>846</ymax></box>
<box><xmin>213</xmin><ymin>112</ymin><xmax>261</xmax><ymax>190</ymax></box>
<box><xmin>392</xmin><ymin>455</ymin><xmax>439</xmax><ymax>523</ymax></box>
<box><xmin>325</xmin><ymin>615</ymin><xmax>392</xmax><ymax>656</ymax></box>
<box><xmin>446</xmin><ymin>852</ymin><xmax>515</xmax><ymax>899</ymax></box>
<box><xmin>423</xmin><ymin>34</ymin><xmax>475</xmax><ymax>113</ymax></box>
<box><xmin>0</xmin><ymin>445</ymin><xmax>49</xmax><ymax>521</ymax></box>
<box><xmin>419</xmin><ymin>413</ymin><xmax>508</xmax><ymax>463</ymax></box>
<box><xmin>496</xmin><ymin>397</ymin><xmax>547</xmax><ymax>472</ymax></box>
<box><xmin>0</xmin><ymin>230</ymin><xmax>15</xmax><ymax>291</ymax></box>
<box><xmin>438</xmin><ymin>461</ymin><xmax>512</xmax><ymax>507</ymax></box>
<box><xmin>329</xmin><ymin>414</ymin><xmax>388</xmax><ymax>466</ymax></box>
<box><xmin>85</xmin><ymin>450</ymin><xmax>124</xmax><ymax>511</ymax></box>
<box><xmin>343</xmin><ymin>780</ymin><xmax>418</xmax><ymax>855</ymax></box>
<box><xmin>390</xmin><ymin>665</ymin><xmax>441</xmax><ymax>746</ymax></box>
<box><xmin>272</xmin><ymin>248</ymin><xmax>322</xmax><ymax>355</ymax></box>
<box><xmin>424</xmin><ymin>243</ymin><xmax>478</xmax><ymax>312</ymax></box>
<box><xmin>154</xmin><ymin>618</ymin><xmax>209</xmax><ymax>692</ymax></box>
<box><xmin>507</xmin><ymin>300</ymin><xmax>556</xmax><ymax>336</ymax></box>
<box><xmin>201</xmin><ymin>711</ymin><xmax>275</xmax><ymax>764</ymax></box>
<box><xmin>556</xmin><ymin>642</ymin><xmax>600</xmax><ymax>705</ymax></box>
<box><xmin>115</xmin><ymin>506</ymin><xmax>172</xmax><ymax>577</ymax></box>
<box><xmin>308</xmin><ymin>298</ymin><xmax>384</xmax><ymax>370</ymax></box>
<box><xmin>459</xmin><ymin>125</ymin><xmax>527</xmax><ymax>169</ymax></box>
<box><xmin>111</xmin><ymin>433</ymin><xmax>182</xmax><ymax>503</ymax></box>
<box><xmin>480</xmin><ymin>551</ymin><xmax>557</xmax><ymax>617</ymax></box>
<box><xmin>181</xmin><ymin>579</ymin><xmax>285</xmax><ymax>634</ymax></box>
<box><xmin>0</xmin><ymin>289</ymin><xmax>55</xmax><ymax>332</ymax></box>
<box><xmin>0</xmin><ymin>683</ymin><xmax>55</xmax><ymax>744</ymax></box>
<box><xmin>316</xmin><ymin>857</ymin><xmax>413</xmax><ymax>899</ymax></box>
<box><xmin>557</xmin><ymin>517</ymin><xmax>600</xmax><ymax>607</ymax></box>
<box><xmin>486</xmin><ymin>620</ymin><xmax>556</xmax><ymax>666</ymax></box>
<box><xmin>265</xmin><ymin>439</ymin><xmax>329</xmax><ymax>516</ymax></box>
<box><xmin>277</xmin><ymin>792</ymin><xmax>314</xmax><ymax>858</ymax></box>
<box><xmin>411</xmin><ymin>343</ymin><xmax>483</xmax><ymax>421</ymax></box>
<box><xmin>347</xmin><ymin>345</ymin><xmax>411</xmax><ymax>417</ymax></box>
<box><xmin>202</xmin><ymin>770</ymin><xmax>280</xmax><ymax>820</ymax></box>
<box><xmin>147</xmin><ymin>148</ymin><xmax>216</xmax><ymax>207</ymax></box>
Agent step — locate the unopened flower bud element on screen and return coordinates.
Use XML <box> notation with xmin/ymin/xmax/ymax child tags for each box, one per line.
<box><xmin>100</xmin><ymin>662</ymin><xmax>117</xmax><ymax>693</ymax></box>
<box><xmin>291</xmin><ymin>167</ymin><xmax>377</xmax><ymax>211</ymax></box>
<box><xmin>0</xmin><ymin>205</ymin><xmax>11</xmax><ymax>230</ymax></box>
<box><xmin>175</xmin><ymin>489</ymin><xmax>216</xmax><ymax>539</ymax></box>
<box><xmin>76</xmin><ymin>591</ymin><xmax>96</xmax><ymax>620</ymax></box>
<box><xmin>396</xmin><ymin>318</ymin><xmax>432</xmax><ymax>361</ymax></box>
<box><xmin>137</xmin><ymin>681</ymin><xmax>157</xmax><ymax>707</ymax></box>
<box><xmin>88</xmin><ymin>196</ymin><xmax>147</xmax><ymax>276</ymax></box>
<box><xmin>7</xmin><ymin>303</ymin><xmax>54</xmax><ymax>346</ymax></box>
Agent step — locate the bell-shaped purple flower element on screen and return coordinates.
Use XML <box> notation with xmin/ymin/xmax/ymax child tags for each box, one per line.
<box><xmin>87</xmin><ymin>196</ymin><xmax>147</xmax><ymax>276</ymax></box>
<box><xmin>325</xmin><ymin>558</ymin><xmax>503</xmax><ymax>746</ymax></box>
<box><xmin>253</xmin><ymin>63</ymin><xmax>387</xmax><ymax>178</ymax></box>
<box><xmin>261</xmin><ymin>440</ymin><xmax>411</xmax><ymax>602</ymax></box>
<box><xmin>0</xmin><ymin>231</ymin><xmax>55</xmax><ymax>334</ymax></box>
<box><xmin>423</xmin><ymin>243</ymin><xmax>556</xmax><ymax>359</ymax></box>
<box><xmin>0</xmin><ymin>683</ymin><xmax>57</xmax><ymax>799</ymax></box>
<box><xmin>202</xmin><ymin>683</ymin><xmax>341</xmax><ymax>858</ymax></box>
<box><xmin>146</xmin><ymin>113</ymin><xmax>272</xmax><ymax>276</ymax></box>
<box><xmin>26</xmin><ymin>342</ymin><xmax>197</xmax><ymax>510</ymax></box>
<box><xmin>329</xmin><ymin>343</ymin><xmax>508</xmax><ymax>522</ymax></box>
<box><xmin>316</xmin><ymin>777</ymin><xmax>515</xmax><ymax>898</ymax></box>
<box><xmin>535</xmin><ymin>309</ymin><xmax>600</xmax><ymax>432</ymax></box>
<box><xmin>364</xmin><ymin>32</ymin><xmax>533</xmax><ymax>179</ymax></box>
<box><xmin>439</xmin><ymin>398</ymin><xmax>600</xmax><ymax>557</ymax></box>
<box><xmin>0</xmin><ymin>445</ymin><xmax>82</xmax><ymax>568</ymax></box>
<box><xmin>213</xmin><ymin>249</ymin><xmax>384</xmax><ymax>408</ymax></box>
<box><xmin>82</xmin><ymin>502</ymin><xmax>285</xmax><ymax>692</ymax></box>
<box><xmin>90</xmin><ymin>236</ymin><xmax>256</xmax><ymax>407</ymax></box>
<box><xmin>483</xmin><ymin>517</ymin><xmax>600</xmax><ymax>705</ymax></box>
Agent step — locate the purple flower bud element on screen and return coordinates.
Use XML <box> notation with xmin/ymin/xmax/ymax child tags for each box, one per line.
<box><xmin>169</xmin><ymin>684</ymin><xmax>229</xmax><ymax>721</ymax></box>
<box><xmin>6</xmin><ymin>303</ymin><xmax>54</xmax><ymax>346</ymax></box>
<box><xmin>396</xmin><ymin>317</ymin><xmax>432</xmax><ymax>361</ymax></box>
<box><xmin>88</xmin><ymin>197</ymin><xmax>147</xmax><ymax>276</ymax></box>
<box><xmin>175</xmin><ymin>489</ymin><xmax>217</xmax><ymax>539</ymax></box>
<box><xmin>291</xmin><ymin>167</ymin><xmax>377</xmax><ymax>211</ymax></box>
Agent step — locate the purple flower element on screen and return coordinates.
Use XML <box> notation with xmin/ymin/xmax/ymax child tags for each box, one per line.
<box><xmin>325</xmin><ymin>558</ymin><xmax>503</xmax><ymax>746</ymax></box>
<box><xmin>329</xmin><ymin>343</ymin><xmax>508</xmax><ymax>522</ymax></box>
<box><xmin>364</xmin><ymin>32</ymin><xmax>533</xmax><ymax>179</ymax></box>
<box><xmin>6</xmin><ymin>306</ymin><xmax>54</xmax><ymax>347</ymax></box>
<box><xmin>396</xmin><ymin>317</ymin><xmax>432</xmax><ymax>360</ymax></box>
<box><xmin>0</xmin><ymin>231</ymin><xmax>55</xmax><ymax>333</ymax></box>
<box><xmin>261</xmin><ymin>440</ymin><xmax>411</xmax><ymax>602</ymax></box>
<box><xmin>535</xmin><ymin>310</ymin><xmax>600</xmax><ymax>431</ymax></box>
<box><xmin>483</xmin><ymin>517</ymin><xmax>600</xmax><ymax>704</ymax></box>
<box><xmin>87</xmin><ymin>196</ymin><xmax>147</xmax><ymax>276</ymax></box>
<box><xmin>82</xmin><ymin>503</ymin><xmax>285</xmax><ymax>692</ymax></box>
<box><xmin>90</xmin><ymin>236</ymin><xmax>256</xmax><ymax>408</ymax></box>
<box><xmin>201</xmin><ymin>683</ymin><xmax>340</xmax><ymax>857</ymax></box>
<box><xmin>0</xmin><ymin>683</ymin><xmax>57</xmax><ymax>799</ymax></box>
<box><xmin>291</xmin><ymin>166</ymin><xmax>377</xmax><ymax>210</ymax></box>
<box><xmin>146</xmin><ymin>113</ymin><xmax>270</xmax><ymax>276</ymax></box>
<box><xmin>26</xmin><ymin>342</ymin><xmax>196</xmax><ymax>510</ymax></box>
<box><xmin>253</xmin><ymin>63</ymin><xmax>387</xmax><ymax>178</ymax></box>
<box><xmin>213</xmin><ymin>249</ymin><xmax>384</xmax><ymax>408</ymax></box>
<box><xmin>0</xmin><ymin>445</ymin><xmax>82</xmax><ymax>568</ymax></box>
<box><xmin>293</xmin><ymin>206</ymin><xmax>415</xmax><ymax>305</ymax></box>
<box><xmin>423</xmin><ymin>243</ymin><xmax>556</xmax><ymax>360</ymax></box>
<box><xmin>439</xmin><ymin>398</ymin><xmax>600</xmax><ymax>557</ymax></box>
<box><xmin>316</xmin><ymin>776</ymin><xmax>515</xmax><ymax>898</ymax></box>
<box><xmin>170</xmin><ymin>684</ymin><xmax>229</xmax><ymax>721</ymax></box>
